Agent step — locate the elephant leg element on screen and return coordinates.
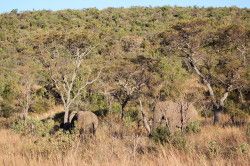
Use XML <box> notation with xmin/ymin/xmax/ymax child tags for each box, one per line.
<box><xmin>79</xmin><ymin>128</ymin><xmax>85</xmax><ymax>140</ymax></box>
<box><xmin>92</xmin><ymin>123</ymin><xmax>96</xmax><ymax>136</ymax></box>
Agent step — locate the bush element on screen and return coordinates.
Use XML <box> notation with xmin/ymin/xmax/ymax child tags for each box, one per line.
<box><xmin>11</xmin><ymin>118</ymin><xmax>55</xmax><ymax>137</ymax></box>
<box><xmin>238</xmin><ymin>143</ymin><xmax>249</xmax><ymax>154</ymax></box>
<box><xmin>0</xmin><ymin>102</ymin><xmax>15</xmax><ymax>118</ymax></box>
<box><xmin>208</xmin><ymin>141</ymin><xmax>220</xmax><ymax>156</ymax></box>
<box><xmin>125</xmin><ymin>107</ymin><xmax>139</xmax><ymax>122</ymax></box>
<box><xmin>185</xmin><ymin>121</ymin><xmax>201</xmax><ymax>134</ymax></box>
<box><xmin>111</xmin><ymin>102</ymin><xmax>121</xmax><ymax>113</ymax></box>
<box><xmin>87</xmin><ymin>93</ymin><xmax>108</xmax><ymax>112</ymax></box>
<box><xmin>151</xmin><ymin>127</ymin><xmax>187</xmax><ymax>150</ymax></box>
<box><xmin>171</xmin><ymin>132</ymin><xmax>187</xmax><ymax>150</ymax></box>
<box><xmin>30</xmin><ymin>97</ymin><xmax>54</xmax><ymax>114</ymax></box>
<box><xmin>151</xmin><ymin>126</ymin><xmax>171</xmax><ymax>144</ymax></box>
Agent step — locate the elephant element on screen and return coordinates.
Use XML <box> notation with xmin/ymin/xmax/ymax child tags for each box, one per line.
<box><xmin>69</xmin><ymin>111</ymin><xmax>99</xmax><ymax>136</ymax></box>
<box><xmin>152</xmin><ymin>100</ymin><xmax>198</xmax><ymax>132</ymax></box>
<box><xmin>49</xmin><ymin>111</ymin><xmax>99</xmax><ymax>136</ymax></box>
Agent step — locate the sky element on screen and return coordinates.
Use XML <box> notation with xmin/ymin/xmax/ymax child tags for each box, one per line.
<box><xmin>0</xmin><ymin>0</ymin><xmax>249</xmax><ymax>13</ymax></box>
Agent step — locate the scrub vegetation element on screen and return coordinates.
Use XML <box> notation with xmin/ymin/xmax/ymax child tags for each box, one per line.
<box><xmin>0</xmin><ymin>6</ymin><xmax>249</xmax><ymax>165</ymax></box>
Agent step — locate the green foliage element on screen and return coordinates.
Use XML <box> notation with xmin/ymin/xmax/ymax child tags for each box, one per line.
<box><xmin>208</xmin><ymin>140</ymin><xmax>220</xmax><ymax>156</ymax></box>
<box><xmin>151</xmin><ymin>127</ymin><xmax>187</xmax><ymax>150</ymax></box>
<box><xmin>238</xmin><ymin>143</ymin><xmax>249</xmax><ymax>154</ymax></box>
<box><xmin>185</xmin><ymin>121</ymin><xmax>201</xmax><ymax>134</ymax></box>
<box><xmin>0</xmin><ymin>79</ymin><xmax>18</xmax><ymax>102</ymax></box>
<box><xmin>151</xmin><ymin>126</ymin><xmax>171</xmax><ymax>144</ymax></box>
<box><xmin>171</xmin><ymin>132</ymin><xmax>187</xmax><ymax>150</ymax></box>
<box><xmin>0</xmin><ymin>6</ymin><xmax>248</xmax><ymax>121</ymax></box>
<box><xmin>0</xmin><ymin>102</ymin><xmax>15</xmax><ymax>118</ymax></box>
<box><xmin>225</xmin><ymin>100</ymin><xmax>248</xmax><ymax>119</ymax></box>
<box><xmin>30</xmin><ymin>98</ymin><xmax>54</xmax><ymax>114</ymax></box>
<box><xmin>11</xmin><ymin>118</ymin><xmax>55</xmax><ymax>137</ymax></box>
<box><xmin>111</xmin><ymin>102</ymin><xmax>121</xmax><ymax>113</ymax></box>
<box><xmin>126</xmin><ymin>107</ymin><xmax>139</xmax><ymax>122</ymax></box>
<box><xmin>87</xmin><ymin>93</ymin><xmax>108</xmax><ymax>112</ymax></box>
<box><xmin>30</xmin><ymin>88</ymin><xmax>55</xmax><ymax>114</ymax></box>
<box><xmin>156</xmin><ymin>56</ymin><xmax>188</xmax><ymax>99</ymax></box>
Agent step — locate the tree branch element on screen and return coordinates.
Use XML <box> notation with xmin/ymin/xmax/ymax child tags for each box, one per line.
<box><xmin>187</xmin><ymin>56</ymin><xmax>217</xmax><ymax>105</ymax></box>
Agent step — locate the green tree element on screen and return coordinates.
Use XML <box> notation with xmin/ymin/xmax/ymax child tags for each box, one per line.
<box><xmin>160</xmin><ymin>20</ymin><xmax>249</xmax><ymax>124</ymax></box>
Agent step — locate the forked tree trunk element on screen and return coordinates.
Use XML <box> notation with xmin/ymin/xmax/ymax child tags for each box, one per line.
<box><xmin>213</xmin><ymin>91</ymin><xmax>229</xmax><ymax>124</ymax></box>
<box><xmin>187</xmin><ymin>55</ymin><xmax>231</xmax><ymax>125</ymax></box>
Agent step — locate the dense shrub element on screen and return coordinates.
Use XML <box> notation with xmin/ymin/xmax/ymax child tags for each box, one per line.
<box><xmin>185</xmin><ymin>121</ymin><xmax>201</xmax><ymax>133</ymax></box>
<box><xmin>238</xmin><ymin>143</ymin><xmax>249</xmax><ymax>154</ymax></box>
<box><xmin>171</xmin><ymin>132</ymin><xmax>187</xmax><ymax>150</ymax></box>
<box><xmin>30</xmin><ymin>97</ymin><xmax>54</xmax><ymax>114</ymax></box>
<box><xmin>151</xmin><ymin>126</ymin><xmax>187</xmax><ymax>150</ymax></box>
<box><xmin>125</xmin><ymin>107</ymin><xmax>139</xmax><ymax>122</ymax></box>
<box><xmin>11</xmin><ymin>118</ymin><xmax>55</xmax><ymax>137</ymax></box>
<box><xmin>208</xmin><ymin>141</ymin><xmax>220</xmax><ymax>156</ymax></box>
<box><xmin>85</xmin><ymin>93</ymin><xmax>108</xmax><ymax>112</ymax></box>
<box><xmin>0</xmin><ymin>102</ymin><xmax>15</xmax><ymax>118</ymax></box>
<box><xmin>151</xmin><ymin>126</ymin><xmax>171</xmax><ymax>144</ymax></box>
<box><xmin>0</xmin><ymin>6</ymin><xmax>248</xmax><ymax>123</ymax></box>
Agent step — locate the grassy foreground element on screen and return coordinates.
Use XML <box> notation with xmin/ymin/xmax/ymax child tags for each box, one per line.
<box><xmin>0</xmin><ymin>116</ymin><xmax>249</xmax><ymax>166</ymax></box>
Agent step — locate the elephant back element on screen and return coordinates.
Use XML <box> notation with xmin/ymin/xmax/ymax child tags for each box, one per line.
<box><xmin>77</xmin><ymin>111</ymin><xmax>99</xmax><ymax>134</ymax></box>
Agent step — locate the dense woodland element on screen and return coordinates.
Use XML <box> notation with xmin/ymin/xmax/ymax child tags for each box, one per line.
<box><xmin>0</xmin><ymin>6</ymin><xmax>249</xmax><ymax>165</ymax></box>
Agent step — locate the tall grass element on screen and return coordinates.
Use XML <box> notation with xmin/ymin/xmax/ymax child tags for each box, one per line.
<box><xmin>0</xmin><ymin>117</ymin><xmax>249</xmax><ymax>166</ymax></box>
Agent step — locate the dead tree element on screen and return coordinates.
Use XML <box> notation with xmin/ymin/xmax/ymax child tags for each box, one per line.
<box><xmin>49</xmin><ymin>48</ymin><xmax>101</xmax><ymax>125</ymax></box>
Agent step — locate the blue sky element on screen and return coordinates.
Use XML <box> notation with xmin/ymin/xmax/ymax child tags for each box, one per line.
<box><xmin>0</xmin><ymin>0</ymin><xmax>249</xmax><ymax>13</ymax></box>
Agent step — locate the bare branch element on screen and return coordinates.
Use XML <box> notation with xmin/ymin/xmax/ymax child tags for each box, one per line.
<box><xmin>139</xmin><ymin>99</ymin><xmax>151</xmax><ymax>134</ymax></box>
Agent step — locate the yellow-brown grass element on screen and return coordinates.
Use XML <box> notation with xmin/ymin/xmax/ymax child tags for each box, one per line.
<box><xmin>0</xmin><ymin>117</ymin><xmax>249</xmax><ymax>166</ymax></box>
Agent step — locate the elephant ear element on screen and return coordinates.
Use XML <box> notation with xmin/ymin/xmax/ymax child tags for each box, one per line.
<box><xmin>69</xmin><ymin>111</ymin><xmax>78</xmax><ymax>123</ymax></box>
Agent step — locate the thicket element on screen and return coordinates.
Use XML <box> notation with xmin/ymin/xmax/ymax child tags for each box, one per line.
<box><xmin>0</xmin><ymin>6</ymin><xmax>249</xmax><ymax>125</ymax></box>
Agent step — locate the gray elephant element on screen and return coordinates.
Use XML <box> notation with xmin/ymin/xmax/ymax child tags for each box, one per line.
<box><xmin>50</xmin><ymin>111</ymin><xmax>99</xmax><ymax>136</ymax></box>
<box><xmin>152</xmin><ymin>100</ymin><xmax>198</xmax><ymax>132</ymax></box>
<box><xmin>69</xmin><ymin>111</ymin><xmax>99</xmax><ymax>135</ymax></box>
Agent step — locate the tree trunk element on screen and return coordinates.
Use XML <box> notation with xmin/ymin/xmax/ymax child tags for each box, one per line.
<box><xmin>139</xmin><ymin>99</ymin><xmax>151</xmax><ymax>135</ymax></box>
<box><xmin>121</xmin><ymin>106</ymin><xmax>125</xmax><ymax>119</ymax></box>
<box><xmin>213</xmin><ymin>105</ymin><xmax>222</xmax><ymax>125</ymax></box>
<box><xmin>238</xmin><ymin>89</ymin><xmax>245</xmax><ymax>104</ymax></box>
<box><xmin>21</xmin><ymin>107</ymin><xmax>29</xmax><ymax>120</ymax></box>
<box><xmin>64</xmin><ymin>107</ymin><xmax>70</xmax><ymax>124</ymax></box>
<box><xmin>121</xmin><ymin>99</ymin><xmax>129</xmax><ymax>119</ymax></box>
<box><xmin>213</xmin><ymin>91</ymin><xmax>229</xmax><ymax>125</ymax></box>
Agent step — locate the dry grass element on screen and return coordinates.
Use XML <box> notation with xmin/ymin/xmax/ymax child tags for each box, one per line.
<box><xmin>30</xmin><ymin>106</ymin><xmax>64</xmax><ymax>120</ymax></box>
<box><xmin>0</xmin><ymin>117</ymin><xmax>249</xmax><ymax>166</ymax></box>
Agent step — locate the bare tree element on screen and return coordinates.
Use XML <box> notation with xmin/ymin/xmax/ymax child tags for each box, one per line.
<box><xmin>17</xmin><ymin>60</ymin><xmax>40</xmax><ymax>120</ymax></box>
<box><xmin>19</xmin><ymin>78</ymin><xmax>34</xmax><ymax>120</ymax></box>
<box><xmin>49</xmin><ymin>48</ymin><xmax>101</xmax><ymax>125</ymax></box>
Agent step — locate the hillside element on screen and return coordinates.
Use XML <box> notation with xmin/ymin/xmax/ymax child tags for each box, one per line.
<box><xmin>0</xmin><ymin>6</ymin><xmax>249</xmax><ymax>165</ymax></box>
